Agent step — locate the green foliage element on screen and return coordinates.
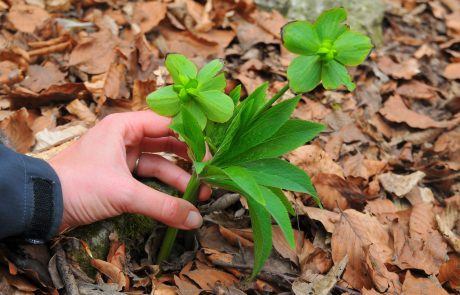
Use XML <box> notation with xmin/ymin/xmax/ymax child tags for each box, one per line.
<box><xmin>282</xmin><ymin>8</ymin><xmax>373</xmax><ymax>92</ymax></box>
<box><xmin>147</xmin><ymin>7</ymin><xmax>372</xmax><ymax>279</ymax></box>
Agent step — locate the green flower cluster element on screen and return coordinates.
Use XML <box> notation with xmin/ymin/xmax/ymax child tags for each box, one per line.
<box><xmin>282</xmin><ymin>8</ymin><xmax>373</xmax><ymax>92</ymax></box>
<box><xmin>146</xmin><ymin>54</ymin><xmax>234</xmax><ymax>129</ymax></box>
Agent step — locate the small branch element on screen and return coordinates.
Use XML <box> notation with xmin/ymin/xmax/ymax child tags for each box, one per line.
<box><xmin>54</xmin><ymin>242</ymin><xmax>80</xmax><ymax>295</ymax></box>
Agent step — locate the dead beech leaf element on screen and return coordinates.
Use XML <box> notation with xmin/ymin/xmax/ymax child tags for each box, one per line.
<box><xmin>364</xmin><ymin>199</ymin><xmax>398</xmax><ymax>225</ymax></box>
<box><xmin>402</xmin><ymin>271</ymin><xmax>448</xmax><ymax>295</ymax></box>
<box><xmin>392</xmin><ymin>203</ymin><xmax>448</xmax><ymax>274</ymax></box>
<box><xmin>218</xmin><ymin>226</ymin><xmax>253</xmax><ymax>248</ymax></box>
<box><xmin>253</xmin><ymin>9</ymin><xmax>285</xmax><ymax>38</ymax></box>
<box><xmin>69</xmin><ymin>30</ymin><xmax>118</xmax><ymax>74</ymax></box>
<box><xmin>396</xmin><ymin>80</ymin><xmax>437</xmax><ymax>103</ymax></box>
<box><xmin>132</xmin><ymin>80</ymin><xmax>155</xmax><ymax>111</ymax></box>
<box><xmin>443</xmin><ymin>63</ymin><xmax>460</xmax><ymax>80</ymax></box>
<box><xmin>272</xmin><ymin>226</ymin><xmax>304</xmax><ymax>265</ymax></box>
<box><xmin>311</xmin><ymin>173</ymin><xmax>351</xmax><ymax>211</ymax></box>
<box><xmin>379</xmin><ymin>95</ymin><xmax>460</xmax><ymax>129</ymax></box>
<box><xmin>7</xmin><ymin>4</ymin><xmax>49</xmax><ymax>33</ymax></box>
<box><xmin>298</xmin><ymin>239</ymin><xmax>333</xmax><ymax>275</ymax></box>
<box><xmin>287</xmin><ymin>145</ymin><xmax>344</xmax><ymax>179</ymax></box>
<box><xmin>0</xmin><ymin>108</ymin><xmax>35</xmax><ymax>153</ymax></box>
<box><xmin>342</xmin><ymin>154</ymin><xmax>386</xmax><ymax>180</ymax></box>
<box><xmin>103</xmin><ymin>63</ymin><xmax>130</xmax><ymax>100</ymax></box>
<box><xmin>174</xmin><ymin>275</ymin><xmax>201</xmax><ymax>295</ymax></box>
<box><xmin>233</xmin><ymin>17</ymin><xmax>277</xmax><ymax>51</ymax></box>
<box><xmin>435</xmin><ymin>201</ymin><xmax>460</xmax><ymax>252</ymax></box>
<box><xmin>20</xmin><ymin>62</ymin><xmax>66</xmax><ymax>93</ymax></box>
<box><xmin>90</xmin><ymin>258</ymin><xmax>127</xmax><ymax>291</ymax></box>
<box><xmin>66</xmin><ymin>99</ymin><xmax>96</xmax><ymax>123</ymax></box>
<box><xmin>438</xmin><ymin>254</ymin><xmax>460</xmax><ymax>289</ymax></box>
<box><xmin>295</xmin><ymin>199</ymin><xmax>339</xmax><ymax>233</ymax></box>
<box><xmin>184</xmin><ymin>269</ymin><xmax>237</xmax><ymax>291</ymax></box>
<box><xmin>366</xmin><ymin>244</ymin><xmax>402</xmax><ymax>293</ymax></box>
<box><xmin>132</xmin><ymin>1</ymin><xmax>167</xmax><ymax>33</ymax></box>
<box><xmin>332</xmin><ymin>209</ymin><xmax>393</xmax><ymax>290</ymax></box>
<box><xmin>377</xmin><ymin>56</ymin><xmax>420</xmax><ymax>79</ymax></box>
<box><xmin>33</xmin><ymin>123</ymin><xmax>87</xmax><ymax>152</ymax></box>
<box><xmin>378</xmin><ymin>171</ymin><xmax>426</xmax><ymax>197</ymax></box>
<box><xmin>292</xmin><ymin>256</ymin><xmax>348</xmax><ymax>295</ymax></box>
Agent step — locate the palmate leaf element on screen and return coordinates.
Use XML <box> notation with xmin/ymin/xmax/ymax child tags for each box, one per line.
<box><xmin>322</xmin><ymin>59</ymin><xmax>355</xmax><ymax>91</ymax></box>
<box><xmin>333</xmin><ymin>31</ymin><xmax>373</xmax><ymax>66</ymax></box>
<box><xmin>196</xmin><ymin>90</ymin><xmax>234</xmax><ymax>123</ymax></box>
<box><xmin>198</xmin><ymin>73</ymin><xmax>226</xmax><ymax>92</ymax></box>
<box><xmin>282</xmin><ymin>21</ymin><xmax>320</xmax><ymax>55</ymax></box>
<box><xmin>197</xmin><ymin>59</ymin><xmax>224</xmax><ymax>82</ymax></box>
<box><xmin>241</xmin><ymin>158</ymin><xmax>317</xmax><ymax>197</ymax></box>
<box><xmin>314</xmin><ymin>7</ymin><xmax>347</xmax><ymax>41</ymax></box>
<box><xmin>287</xmin><ymin>55</ymin><xmax>322</xmax><ymax>93</ymax></box>
<box><xmin>146</xmin><ymin>85</ymin><xmax>180</xmax><ymax>116</ymax></box>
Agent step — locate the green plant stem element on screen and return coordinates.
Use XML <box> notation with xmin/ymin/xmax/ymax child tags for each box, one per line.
<box><xmin>264</xmin><ymin>84</ymin><xmax>290</xmax><ymax>110</ymax></box>
<box><xmin>156</xmin><ymin>172</ymin><xmax>201</xmax><ymax>265</ymax></box>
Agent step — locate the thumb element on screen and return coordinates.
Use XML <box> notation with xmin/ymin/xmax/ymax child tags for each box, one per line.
<box><xmin>124</xmin><ymin>180</ymin><xmax>203</xmax><ymax>230</ymax></box>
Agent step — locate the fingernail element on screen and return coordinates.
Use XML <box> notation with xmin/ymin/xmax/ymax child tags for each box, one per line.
<box><xmin>185</xmin><ymin>211</ymin><xmax>202</xmax><ymax>228</ymax></box>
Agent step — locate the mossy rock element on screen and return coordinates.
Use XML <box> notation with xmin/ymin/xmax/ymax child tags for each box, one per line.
<box><xmin>64</xmin><ymin>178</ymin><xmax>179</xmax><ymax>276</ymax></box>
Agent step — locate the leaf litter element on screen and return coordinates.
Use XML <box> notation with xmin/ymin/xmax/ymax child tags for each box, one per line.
<box><xmin>0</xmin><ymin>0</ymin><xmax>460</xmax><ymax>294</ymax></box>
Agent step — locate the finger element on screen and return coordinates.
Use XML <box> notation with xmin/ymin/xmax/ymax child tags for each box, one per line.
<box><xmin>140</xmin><ymin>137</ymin><xmax>189</xmax><ymax>160</ymax></box>
<box><xmin>126</xmin><ymin>180</ymin><xmax>203</xmax><ymax>229</ymax></box>
<box><xmin>136</xmin><ymin>153</ymin><xmax>212</xmax><ymax>200</ymax></box>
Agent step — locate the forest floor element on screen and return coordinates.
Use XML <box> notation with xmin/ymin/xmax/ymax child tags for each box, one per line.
<box><xmin>1</xmin><ymin>0</ymin><xmax>460</xmax><ymax>294</ymax></box>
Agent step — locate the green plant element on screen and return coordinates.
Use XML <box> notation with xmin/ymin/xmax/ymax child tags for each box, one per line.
<box><xmin>146</xmin><ymin>8</ymin><xmax>372</xmax><ymax>278</ymax></box>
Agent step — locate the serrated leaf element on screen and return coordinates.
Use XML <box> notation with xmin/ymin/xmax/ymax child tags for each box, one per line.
<box><xmin>270</xmin><ymin>188</ymin><xmax>296</xmax><ymax>216</ymax></box>
<box><xmin>197</xmin><ymin>59</ymin><xmax>224</xmax><ymax>82</ymax></box>
<box><xmin>195</xmin><ymin>90</ymin><xmax>234</xmax><ymax>123</ymax></box>
<box><xmin>241</xmin><ymin>158</ymin><xmax>317</xmax><ymax>197</ymax></box>
<box><xmin>260</xmin><ymin>186</ymin><xmax>295</xmax><ymax>249</ymax></box>
<box><xmin>224</xmin><ymin>119</ymin><xmax>325</xmax><ymax>165</ymax></box>
<box><xmin>282</xmin><ymin>21</ymin><xmax>320</xmax><ymax>55</ymax></box>
<box><xmin>198</xmin><ymin>73</ymin><xmax>226</xmax><ymax>92</ymax></box>
<box><xmin>314</xmin><ymin>8</ymin><xmax>347</xmax><ymax>41</ymax></box>
<box><xmin>165</xmin><ymin>53</ymin><xmax>197</xmax><ymax>84</ymax></box>
<box><xmin>287</xmin><ymin>55</ymin><xmax>322</xmax><ymax>93</ymax></box>
<box><xmin>333</xmin><ymin>31</ymin><xmax>373</xmax><ymax>66</ymax></box>
<box><xmin>247</xmin><ymin>197</ymin><xmax>272</xmax><ymax>278</ymax></box>
<box><xmin>223</xmin><ymin>166</ymin><xmax>265</xmax><ymax>206</ymax></box>
<box><xmin>322</xmin><ymin>59</ymin><xmax>355</xmax><ymax>91</ymax></box>
<box><xmin>229</xmin><ymin>84</ymin><xmax>241</xmax><ymax>105</ymax></box>
<box><xmin>146</xmin><ymin>85</ymin><xmax>180</xmax><ymax>116</ymax></box>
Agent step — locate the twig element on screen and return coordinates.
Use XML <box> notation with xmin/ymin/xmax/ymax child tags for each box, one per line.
<box><xmin>54</xmin><ymin>242</ymin><xmax>80</xmax><ymax>295</ymax></box>
<box><xmin>333</xmin><ymin>284</ymin><xmax>361</xmax><ymax>295</ymax></box>
<box><xmin>423</xmin><ymin>172</ymin><xmax>460</xmax><ymax>183</ymax></box>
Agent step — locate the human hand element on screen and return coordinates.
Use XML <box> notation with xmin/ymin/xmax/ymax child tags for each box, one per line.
<box><xmin>48</xmin><ymin>111</ymin><xmax>211</xmax><ymax>232</ymax></box>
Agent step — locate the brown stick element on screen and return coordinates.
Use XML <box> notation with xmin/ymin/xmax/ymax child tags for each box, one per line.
<box><xmin>54</xmin><ymin>242</ymin><xmax>80</xmax><ymax>295</ymax></box>
<box><xmin>28</xmin><ymin>41</ymin><xmax>71</xmax><ymax>57</ymax></box>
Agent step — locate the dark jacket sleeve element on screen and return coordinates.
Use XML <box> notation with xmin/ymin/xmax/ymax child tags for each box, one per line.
<box><xmin>0</xmin><ymin>145</ymin><xmax>63</xmax><ymax>243</ymax></box>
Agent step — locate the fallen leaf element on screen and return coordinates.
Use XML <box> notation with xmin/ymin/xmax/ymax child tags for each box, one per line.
<box><xmin>292</xmin><ymin>256</ymin><xmax>348</xmax><ymax>295</ymax></box>
<box><xmin>378</xmin><ymin>171</ymin><xmax>426</xmax><ymax>197</ymax></box>
<box><xmin>332</xmin><ymin>209</ymin><xmax>393</xmax><ymax>290</ymax></box>
<box><xmin>443</xmin><ymin>63</ymin><xmax>460</xmax><ymax>80</ymax></box>
<box><xmin>379</xmin><ymin>95</ymin><xmax>460</xmax><ymax>129</ymax></box>
<box><xmin>392</xmin><ymin>203</ymin><xmax>448</xmax><ymax>274</ymax></box>
<box><xmin>342</xmin><ymin>154</ymin><xmax>387</xmax><ymax>180</ymax></box>
<box><xmin>396</xmin><ymin>80</ymin><xmax>437</xmax><ymax>103</ymax></box>
<box><xmin>33</xmin><ymin>123</ymin><xmax>87</xmax><ymax>152</ymax></box>
<box><xmin>174</xmin><ymin>275</ymin><xmax>201</xmax><ymax>295</ymax></box>
<box><xmin>287</xmin><ymin>145</ymin><xmax>344</xmax><ymax>179</ymax></box>
<box><xmin>435</xmin><ymin>201</ymin><xmax>460</xmax><ymax>252</ymax></box>
<box><xmin>90</xmin><ymin>258</ymin><xmax>128</xmax><ymax>291</ymax></box>
<box><xmin>295</xmin><ymin>200</ymin><xmax>339</xmax><ymax>233</ymax></box>
<box><xmin>438</xmin><ymin>254</ymin><xmax>460</xmax><ymax>290</ymax></box>
<box><xmin>272</xmin><ymin>226</ymin><xmax>304</xmax><ymax>265</ymax></box>
<box><xmin>377</xmin><ymin>56</ymin><xmax>420</xmax><ymax>79</ymax></box>
<box><xmin>366</xmin><ymin>244</ymin><xmax>402</xmax><ymax>293</ymax></box>
<box><xmin>184</xmin><ymin>269</ymin><xmax>237</xmax><ymax>291</ymax></box>
<box><xmin>103</xmin><ymin>63</ymin><xmax>130</xmax><ymax>100</ymax></box>
<box><xmin>311</xmin><ymin>173</ymin><xmax>349</xmax><ymax>210</ymax></box>
<box><xmin>402</xmin><ymin>271</ymin><xmax>448</xmax><ymax>295</ymax></box>
<box><xmin>66</xmin><ymin>99</ymin><xmax>96</xmax><ymax>123</ymax></box>
<box><xmin>364</xmin><ymin>199</ymin><xmax>398</xmax><ymax>225</ymax></box>
<box><xmin>0</xmin><ymin>108</ymin><xmax>35</xmax><ymax>153</ymax></box>
<box><xmin>20</xmin><ymin>62</ymin><xmax>66</xmax><ymax>93</ymax></box>
<box><xmin>7</xmin><ymin>4</ymin><xmax>50</xmax><ymax>33</ymax></box>
<box><xmin>132</xmin><ymin>1</ymin><xmax>167</xmax><ymax>33</ymax></box>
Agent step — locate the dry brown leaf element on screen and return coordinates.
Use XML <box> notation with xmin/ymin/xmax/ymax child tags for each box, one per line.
<box><xmin>20</xmin><ymin>62</ymin><xmax>66</xmax><ymax>93</ymax></box>
<box><xmin>154</xmin><ymin>283</ymin><xmax>178</xmax><ymax>294</ymax></box>
<box><xmin>342</xmin><ymin>154</ymin><xmax>387</xmax><ymax>180</ymax></box>
<box><xmin>377</xmin><ymin>56</ymin><xmax>420</xmax><ymax>79</ymax></box>
<box><xmin>379</xmin><ymin>95</ymin><xmax>460</xmax><ymax>129</ymax></box>
<box><xmin>253</xmin><ymin>9</ymin><xmax>285</xmax><ymax>38</ymax></box>
<box><xmin>90</xmin><ymin>258</ymin><xmax>128</xmax><ymax>291</ymax></box>
<box><xmin>287</xmin><ymin>145</ymin><xmax>344</xmax><ymax>179</ymax></box>
<box><xmin>293</xmin><ymin>99</ymin><xmax>331</xmax><ymax>121</ymax></box>
<box><xmin>438</xmin><ymin>254</ymin><xmax>460</xmax><ymax>290</ymax></box>
<box><xmin>436</xmin><ymin>201</ymin><xmax>460</xmax><ymax>252</ymax></box>
<box><xmin>132</xmin><ymin>80</ymin><xmax>155</xmax><ymax>111</ymax></box>
<box><xmin>378</xmin><ymin>171</ymin><xmax>425</xmax><ymax>197</ymax></box>
<box><xmin>392</xmin><ymin>203</ymin><xmax>448</xmax><ymax>274</ymax></box>
<box><xmin>66</xmin><ymin>99</ymin><xmax>96</xmax><ymax>123</ymax></box>
<box><xmin>33</xmin><ymin>123</ymin><xmax>87</xmax><ymax>152</ymax></box>
<box><xmin>298</xmin><ymin>239</ymin><xmax>333</xmax><ymax>274</ymax></box>
<box><xmin>443</xmin><ymin>63</ymin><xmax>460</xmax><ymax>80</ymax></box>
<box><xmin>218</xmin><ymin>225</ymin><xmax>253</xmax><ymax>248</ymax></box>
<box><xmin>103</xmin><ymin>63</ymin><xmax>130</xmax><ymax>100</ymax></box>
<box><xmin>132</xmin><ymin>1</ymin><xmax>167</xmax><ymax>33</ymax></box>
<box><xmin>402</xmin><ymin>271</ymin><xmax>448</xmax><ymax>295</ymax></box>
<box><xmin>233</xmin><ymin>17</ymin><xmax>277</xmax><ymax>51</ymax></box>
<box><xmin>184</xmin><ymin>269</ymin><xmax>237</xmax><ymax>291</ymax></box>
<box><xmin>68</xmin><ymin>30</ymin><xmax>118</xmax><ymax>74</ymax></box>
<box><xmin>295</xmin><ymin>200</ymin><xmax>339</xmax><ymax>233</ymax></box>
<box><xmin>0</xmin><ymin>108</ymin><xmax>35</xmax><ymax>153</ymax></box>
<box><xmin>364</xmin><ymin>199</ymin><xmax>398</xmax><ymax>225</ymax></box>
<box><xmin>396</xmin><ymin>80</ymin><xmax>437</xmax><ymax>103</ymax></box>
<box><xmin>272</xmin><ymin>226</ymin><xmax>304</xmax><ymax>265</ymax></box>
<box><xmin>332</xmin><ymin>209</ymin><xmax>393</xmax><ymax>290</ymax></box>
<box><xmin>312</xmin><ymin>173</ymin><xmax>357</xmax><ymax>211</ymax></box>
<box><xmin>7</xmin><ymin>4</ymin><xmax>50</xmax><ymax>33</ymax></box>
<box><xmin>174</xmin><ymin>275</ymin><xmax>201</xmax><ymax>295</ymax></box>
<box><xmin>366</xmin><ymin>244</ymin><xmax>402</xmax><ymax>294</ymax></box>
